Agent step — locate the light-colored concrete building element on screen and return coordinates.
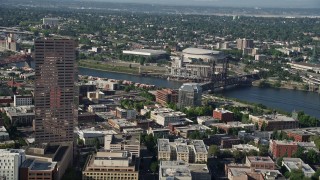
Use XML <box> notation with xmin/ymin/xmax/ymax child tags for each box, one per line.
<box><xmin>282</xmin><ymin>158</ymin><xmax>315</xmax><ymax>178</ymax></box>
<box><xmin>82</xmin><ymin>150</ymin><xmax>139</xmax><ymax>180</ymax></box>
<box><xmin>104</xmin><ymin>134</ymin><xmax>140</xmax><ymax>157</ymax></box>
<box><xmin>159</xmin><ymin>161</ymin><xmax>210</xmax><ymax>180</ymax></box>
<box><xmin>87</xmin><ymin>91</ymin><xmax>104</xmax><ymax>103</ymax></box>
<box><xmin>178</xmin><ymin>83</ymin><xmax>202</xmax><ymax>109</ymax></box>
<box><xmin>0</xmin><ymin>149</ymin><xmax>26</xmax><ymax>180</ymax></box>
<box><xmin>77</xmin><ymin>129</ymin><xmax>117</xmax><ymax>146</ymax></box>
<box><xmin>157</xmin><ymin>139</ymin><xmax>208</xmax><ymax>163</ymax></box>
<box><xmin>1</xmin><ymin>105</ymin><xmax>35</xmax><ymax>126</ymax></box>
<box><xmin>42</xmin><ymin>18</ymin><xmax>59</xmax><ymax>26</ymax></box>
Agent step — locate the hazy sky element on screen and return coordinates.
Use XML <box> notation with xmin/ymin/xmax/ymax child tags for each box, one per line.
<box><xmin>99</xmin><ymin>0</ymin><xmax>320</xmax><ymax>8</ymax></box>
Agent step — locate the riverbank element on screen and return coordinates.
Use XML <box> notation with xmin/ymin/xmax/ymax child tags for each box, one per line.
<box><xmin>78</xmin><ymin>60</ymin><xmax>167</xmax><ymax>75</ymax></box>
<box><xmin>252</xmin><ymin>79</ymin><xmax>317</xmax><ymax>93</ymax></box>
<box><xmin>78</xmin><ymin>60</ymin><xmax>191</xmax><ymax>83</ymax></box>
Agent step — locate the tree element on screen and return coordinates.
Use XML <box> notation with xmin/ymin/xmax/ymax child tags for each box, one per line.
<box><xmin>208</xmin><ymin>145</ymin><xmax>220</xmax><ymax>157</ymax></box>
<box><xmin>276</xmin><ymin>157</ymin><xmax>283</xmax><ymax>167</ymax></box>
<box><xmin>312</xmin><ymin>168</ymin><xmax>320</xmax><ymax>180</ymax></box>
<box><xmin>305</xmin><ymin>149</ymin><xmax>319</xmax><ymax>164</ymax></box>
<box><xmin>289</xmin><ymin>169</ymin><xmax>305</xmax><ymax>180</ymax></box>
<box><xmin>93</xmin><ymin>137</ymin><xmax>100</xmax><ymax>149</ymax></box>
<box><xmin>150</xmin><ymin>161</ymin><xmax>159</xmax><ymax>173</ymax></box>
<box><xmin>261</xmin><ymin>121</ymin><xmax>267</xmax><ymax>131</ymax></box>
<box><xmin>258</xmin><ymin>145</ymin><xmax>269</xmax><ymax>156</ymax></box>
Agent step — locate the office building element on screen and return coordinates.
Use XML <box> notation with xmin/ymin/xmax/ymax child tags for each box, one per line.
<box><xmin>77</xmin><ymin>129</ymin><xmax>117</xmax><ymax>146</ymax></box>
<box><xmin>25</xmin><ymin>143</ymin><xmax>73</xmax><ymax>180</ymax></box>
<box><xmin>42</xmin><ymin>18</ymin><xmax>59</xmax><ymax>26</ymax></box>
<box><xmin>269</xmin><ymin>140</ymin><xmax>298</xmax><ymax>158</ymax></box>
<box><xmin>0</xmin><ymin>34</ymin><xmax>19</xmax><ymax>52</ymax></box>
<box><xmin>34</xmin><ymin>39</ymin><xmax>78</xmax><ymax>143</ymax></box>
<box><xmin>156</xmin><ymin>89</ymin><xmax>178</xmax><ymax>106</ymax></box>
<box><xmin>0</xmin><ymin>149</ymin><xmax>26</xmax><ymax>180</ymax></box>
<box><xmin>213</xmin><ymin>108</ymin><xmax>234</xmax><ymax>122</ymax></box>
<box><xmin>13</xmin><ymin>95</ymin><xmax>33</xmax><ymax>107</ymax></box>
<box><xmin>178</xmin><ymin>83</ymin><xmax>202</xmax><ymax>109</ymax></box>
<box><xmin>236</xmin><ymin>38</ymin><xmax>254</xmax><ymax>50</ymax></box>
<box><xmin>104</xmin><ymin>134</ymin><xmax>140</xmax><ymax>157</ymax></box>
<box><xmin>20</xmin><ymin>159</ymin><xmax>57</xmax><ymax>180</ymax></box>
<box><xmin>82</xmin><ymin>150</ymin><xmax>139</xmax><ymax>180</ymax></box>
<box><xmin>1</xmin><ymin>105</ymin><xmax>35</xmax><ymax>126</ymax></box>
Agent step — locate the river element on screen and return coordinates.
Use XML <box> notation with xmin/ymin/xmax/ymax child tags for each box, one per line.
<box><xmin>78</xmin><ymin>67</ymin><xmax>320</xmax><ymax>119</ymax></box>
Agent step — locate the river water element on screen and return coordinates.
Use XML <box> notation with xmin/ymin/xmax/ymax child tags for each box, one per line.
<box><xmin>78</xmin><ymin>67</ymin><xmax>320</xmax><ymax>119</ymax></box>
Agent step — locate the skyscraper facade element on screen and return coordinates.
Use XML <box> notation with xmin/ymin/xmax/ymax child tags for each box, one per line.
<box><xmin>34</xmin><ymin>39</ymin><xmax>77</xmax><ymax>143</ymax></box>
<box><xmin>178</xmin><ymin>83</ymin><xmax>202</xmax><ymax>109</ymax></box>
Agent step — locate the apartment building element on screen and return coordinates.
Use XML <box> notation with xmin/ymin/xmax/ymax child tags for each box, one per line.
<box><xmin>156</xmin><ymin>89</ymin><xmax>178</xmax><ymax>106</ymax></box>
<box><xmin>157</xmin><ymin>139</ymin><xmax>208</xmax><ymax>163</ymax></box>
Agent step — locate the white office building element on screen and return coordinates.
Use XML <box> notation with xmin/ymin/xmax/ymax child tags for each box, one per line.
<box><xmin>0</xmin><ymin>149</ymin><xmax>26</xmax><ymax>180</ymax></box>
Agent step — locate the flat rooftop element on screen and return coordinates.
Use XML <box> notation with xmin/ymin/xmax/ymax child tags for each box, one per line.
<box><xmin>107</xmin><ymin>134</ymin><xmax>140</xmax><ymax>146</ymax></box>
<box><xmin>123</xmin><ymin>49</ymin><xmax>167</xmax><ymax>56</ymax></box>
<box><xmin>160</xmin><ymin>161</ymin><xmax>191</xmax><ymax>178</ymax></box>
<box><xmin>21</xmin><ymin>159</ymin><xmax>57</xmax><ymax>171</ymax></box>
<box><xmin>176</xmin><ymin>144</ymin><xmax>189</xmax><ymax>153</ymax></box>
<box><xmin>247</xmin><ymin>156</ymin><xmax>274</xmax><ymax>164</ymax></box>
<box><xmin>192</xmin><ymin>140</ymin><xmax>208</xmax><ymax>154</ymax></box>
<box><xmin>283</xmin><ymin>158</ymin><xmax>315</xmax><ymax>174</ymax></box>
<box><xmin>109</xmin><ymin>119</ymin><xmax>136</xmax><ymax>127</ymax></box>
<box><xmin>158</xmin><ymin>139</ymin><xmax>170</xmax><ymax>152</ymax></box>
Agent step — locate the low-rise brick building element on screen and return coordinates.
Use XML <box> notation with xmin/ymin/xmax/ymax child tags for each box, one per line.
<box><xmin>250</xmin><ymin>114</ymin><xmax>299</xmax><ymax>131</ymax></box>
<box><xmin>269</xmin><ymin>140</ymin><xmax>298</xmax><ymax>158</ymax></box>
<box><xmin>213</xmin><ymin>108</ymin><xmax>234</xmax><ymax>122</ymax></box>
